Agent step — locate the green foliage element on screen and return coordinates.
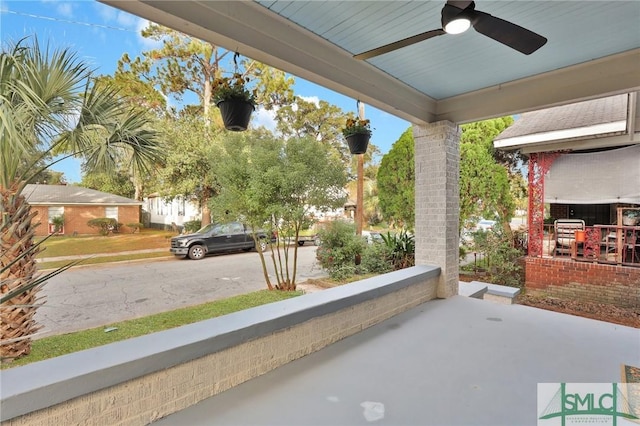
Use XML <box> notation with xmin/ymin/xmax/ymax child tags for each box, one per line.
<box><xmin>119</xmin><ymin>24</ymin><xmax>294</xmax><ymax>124</ymax></box>
<box><xmin>183</xmin><ymin>220</ymin><xmax>202</xmax><ymax>233</ymax></box>
<box><xmin>377</xmin><ymin>127</ymin><xmax>415</xmax><ymax>228</ymax></box>
<box><xmin>360</xmin><ymin>242</ymin><xmax>394</xmax><ymax>274</ymax></box>
<box><xmin>470</xmin><ymin>229</ymin><xmax>524</xmax><ymax>288</ymax></box>
<box><xmin>79</xmin><ymin>171</ymin><xmax>135</xmax><ymax>199</ymax></box>
<box><xmin>341</xmin><ymin>118</ymin><xmax>371</xmax><ymax>137</ymax></box>
<box><xmin>212</xmin><ymin>72</ymin><xmax>257</xmax><ymax>105</ymax></box>
<box><xmin>51</xmin><ymin>215</ymin><xmax>64</xmax><ymax>233</ymax></box>
<box><xmin>381</xmin><ymin>230</ymin><xmax>415</xmax><ymax>270</ymax></box>
<box><xmin>459</xmin><ymin>117</ymin><xmax>516</xmax><ymax>231</ymax></box>
<box><xmin>87</xmin><ymin>218</ymin><xmax>120</xmax><ymax>236</ymax></box>
<box><xmin>315</xmin><ymin>221</ymin><xmax>366</xmax><ymax>280</ymax></box>
<box><xmin>210</xmin><ymin>132</ymin><xmax>348</xmax><ymax>289</ymax></box>
<box><xmin>126</xmin><ymin>223</ymin><xmax>143</xmax><ymax>233</ymax></box>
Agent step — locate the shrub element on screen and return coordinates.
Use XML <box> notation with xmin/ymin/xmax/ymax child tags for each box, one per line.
<box><xmin>315</xmin><ymin>221</ymin><xmax>366</xmax><ymax>280</ymax></box>
<box><xmin>381</xmin><ymin>230</ymin><xmax>415</xmax><ymax>270</ymax></box>
<box><xmin>183</xmin><ymin>220</ymin><xmax>201</xmax><ymax>233</ymax></box>
<box><xmin>360</xmin><ymin>242</ymin><xmax>394</xmax><ymax>274</ymax></box>
<box><xmin>471</xmin><ymin>229</ymin><xmax>524</xmax><ymax>287</ymax></box>
<box><xmin>51</xmin><ymin>215</ymin><xmax>64</xmax><ymax>234</ymax></box>
<box><xmin>126</xmin><ymin>222</ymin><xmax>144</xmax><ymax>233</ymax></box>
<box><xmin>87</xmin><ymin>218</ymin><xmax>120</xmax><ymax>236</ymax></box>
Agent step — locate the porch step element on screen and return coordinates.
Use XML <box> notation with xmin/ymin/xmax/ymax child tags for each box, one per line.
<box><xmin>458</xmin><ymin>281</ymin><xmax>488</xmax><ymax>299</ymax></box>
<box><xmin>459</xmin><ymin>281</ymin><xmax>521</xmax><ymax>305</ymax></box>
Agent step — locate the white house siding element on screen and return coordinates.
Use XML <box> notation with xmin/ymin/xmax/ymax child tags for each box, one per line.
<box><xmin>143</xmin><ymin>195</ymin><xmax>200</xmax><ymax>229</ymax></box>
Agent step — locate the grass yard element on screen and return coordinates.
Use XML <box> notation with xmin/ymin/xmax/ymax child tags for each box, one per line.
<box><xmin>36</xmin><ymin>229</ymin><xmax>175</xmax><ymax>258</ymax></box>
<box><xmin>2</xmin><ymin>290</ymin><xmax>302</xmax><ymax>369</ymax></box>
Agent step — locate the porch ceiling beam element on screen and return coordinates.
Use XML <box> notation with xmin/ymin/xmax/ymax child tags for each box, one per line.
<box><xmin>437</xmin><ymin>49</ymin><xmax>640</xmax><ymax>124</ymax></box>
<box><xmin>518</xmin><ymin>133</ymin><xmax>639</xmax><ymax>155</ymax></box>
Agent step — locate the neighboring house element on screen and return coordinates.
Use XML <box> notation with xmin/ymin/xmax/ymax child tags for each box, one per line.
<box><xmin>23</xmin><ymin>184</ymin><xmax>142</xmax><ymax>236</ymax></box>
<box><xmin>142</xmin><ymin>193</ymin><xmax>201</xmax><ymax>230</ymax></box>
<box><xmin>494</xmin><ymin>92</ymin><xmax>640</xmax><ymax>307</ymax></box>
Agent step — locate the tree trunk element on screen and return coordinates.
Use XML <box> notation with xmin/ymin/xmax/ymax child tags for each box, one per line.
<box><xmin>0</xmin><ymin>183</ymin><xmax>44</xmax><ymax>362</ymax></box>
<box><xmin>201</xmin><ymin>202</ymin><xmax>211</xmax><ymax>226</ymax></box>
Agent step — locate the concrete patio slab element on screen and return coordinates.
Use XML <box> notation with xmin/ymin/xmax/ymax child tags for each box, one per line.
<box><xmin>154</xmin><ymin>296</ymin><xmax>640</xmax><ymax>425</ymax></box>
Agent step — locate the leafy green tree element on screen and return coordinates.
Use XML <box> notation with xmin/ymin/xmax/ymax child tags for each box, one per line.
<box><xmin>155</xmin><ymin>116</ymin><xmax>221</xmax><ymax>222</ymax></box>
<box><xmin>79</xmin><ymin>171</ymin><xmax>135</xmax><ymax>199</ymax></box>
<box><xmin>210</xmin><ymin>133</ymin><xmax>347</xmax><ymax>290</ymax></box>
<box><xmin>377</xmin><ymin>127</ymin><xmax>415</xmax><ymax>228</ymax></box>
<box><xmin>0</xmin><ymin>38</ymin><xmax>163</xmax><ymax>361</ymax></box>
<box><xmin>459</xmin><ymin>117</ymin><xmax>515</xmax><ymax>234</ymax></box>
<box><xmin>120</xmin><ymin>24</ymin><xmax>294</xmax><ymax>222</ymax></box>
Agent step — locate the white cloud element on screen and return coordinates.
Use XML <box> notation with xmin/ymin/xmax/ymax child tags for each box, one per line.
<box><xmin>253</xmin><ymin>107</ymin><xmax>278</xmax><ymax>134</ymax></box>
<box><xmin>300</xmin><ymin>95</ymin><xmax>320</xmax><ymax>106</ymax></box>
<box><xmin>56</xmin><ymin>2</ymin><xmax>74</xmax><ymax>18</ymax></box>
<box><xmin>116</xmin><ymin>11</ymin><xmax>138</xmax><ymax>28</ymax></box>
<box><xmin>93</xmin><ymin>2</ymin><xmax>116</xmax><ymax>22</ymax></box>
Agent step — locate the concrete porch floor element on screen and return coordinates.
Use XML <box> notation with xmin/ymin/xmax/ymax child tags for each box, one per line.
<box><xmin>154</xmin><ymin>296</ymin><xmax>640</xmax><ymax>425</ymax></box>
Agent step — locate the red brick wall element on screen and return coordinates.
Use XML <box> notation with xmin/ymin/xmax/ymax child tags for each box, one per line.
<box><xmin>525</xmin><ymin>257</ymin><xmax>640</xmax><ymax>308</ymax></box>
<box><xmin>31</xmin><ymin>205</ymin><xmax>140</xmax><ymax>236</ymax></box>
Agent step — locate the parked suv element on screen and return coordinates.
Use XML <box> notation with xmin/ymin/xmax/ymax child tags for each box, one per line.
<box><xmin>170</xmin><ymin>221</ymin><xmax>275</xmax><ymax>260</ymax></box>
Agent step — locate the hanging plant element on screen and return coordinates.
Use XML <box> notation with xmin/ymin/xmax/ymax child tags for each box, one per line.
<box><xmin>213</xmin><ymin>53</ymin><xmax>257</xmax><ymax>131</ymax></box>
<box><xmin>342</xmin><ymin>117</ymin><xmax>371</xmax><ymax>155</ymax></box>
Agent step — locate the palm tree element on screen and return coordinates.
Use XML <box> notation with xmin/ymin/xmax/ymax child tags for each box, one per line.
<box><xmin>0</xmin><ymin>38</ymin><xmax>164</xmax><ymax>362</ymax></box>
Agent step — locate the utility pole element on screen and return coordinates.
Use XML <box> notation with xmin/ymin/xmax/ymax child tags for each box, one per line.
<box><xmin>356</xmin><ymin>101</ymin><xmax>365</xmax><ymax>236</ymax></box>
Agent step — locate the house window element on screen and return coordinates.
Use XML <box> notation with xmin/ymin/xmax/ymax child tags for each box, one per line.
<box><xmin>48</xmin><ymin>206</ymin><xmax>64</xmax><ymax>223</ymax></box>
<box><xmin>105</xmin><ymin>206</ymin><xmax>118</xmax><ymax>221</ymax></box>
<box><xmin>48</xmin><ymin>206</ymin><xmax>64</xmax><ymax>234</ymax></box>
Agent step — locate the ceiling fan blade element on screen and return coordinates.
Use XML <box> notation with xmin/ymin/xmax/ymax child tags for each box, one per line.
<box><xmin>446</xmin><ymin>0</ymin><xmax>473</xmax><ymax>10</ymax></box>
<box><xmin>354</xmin><ymin>29</ymin><xmax>445</xmax><ymax>60</ymax></box>
<box><xmin>472</xmin><ymin>10</ymin><xmax>547</xmax><ymax>55</ymax></box>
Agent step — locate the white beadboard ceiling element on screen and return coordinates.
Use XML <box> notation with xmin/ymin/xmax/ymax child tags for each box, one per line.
<box><xmin>101</xmin><ymin>0</ymin><xmax>640</xmax><ymax>125</ymax></box>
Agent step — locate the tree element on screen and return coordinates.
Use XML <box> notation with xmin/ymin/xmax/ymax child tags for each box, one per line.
<box><xmin>210</xmin><ymin>132</ymin><xmax>347</xmax><ymax>290</ymax></box>
<box><xmin>0</xmin><ymin>38</ymin><xmax>163</xmax><ymax>361</ymax></box>
<box><xmin>377</xmin><ymin>127</ymin><xmax>415</xmax><ymax>229</ymax></box>
<box><xmin>79</xmin><ymin>171</ymin><xmax>135</xmax><ymax>199</ymax></box>
<box><xmin>459</xmin><ymin>117</ymin><xmax>515</xmax><ymax>234</ymax></box>
<box><xmin>120</xmin><ymin>23</ymin><xmax>294</xmax><ymax>223</ymax></box>
<box><xmin>155</xmin><ymin>116</ymin><xmax>221</xmax><ymax>218</ymax></box>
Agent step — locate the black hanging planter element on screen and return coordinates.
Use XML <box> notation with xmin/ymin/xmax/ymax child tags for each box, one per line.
<box><xmin>217</xmin><ymin>99</ymin><xmax>254</xmax><ymax>131</ymax></box>
<box><xmin>345</xmin><ymin>132</ymin><xmax>370</xmax><ymax>155</ymax></box>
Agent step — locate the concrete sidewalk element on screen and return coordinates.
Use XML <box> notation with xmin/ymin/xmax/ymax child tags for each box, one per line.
<box><xmin>36</xmin><ymin>248</ymin><xmax>168</xmax><ymax>263</ymax></box>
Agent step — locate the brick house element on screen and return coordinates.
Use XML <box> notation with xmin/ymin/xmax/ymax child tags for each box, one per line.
<box><xmin>494</xmin><ymin>93</ymin><xmax>640</xmax><ymax>307</ymax></box>
<box><xmin>24</xmin><ymin>184</ymin><xmax>142</xmax><ymax>236</ymax></box>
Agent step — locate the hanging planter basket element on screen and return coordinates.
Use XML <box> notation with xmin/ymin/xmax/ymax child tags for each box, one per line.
<box><xmin>345</xmin><ymin>131</ymin><xmax>371</xmax><ymax>155</ymax></box>
<box><xmin>217</xmin><ymin>99</ymin><xmax>254</xmax><ymax>132</ymax></box>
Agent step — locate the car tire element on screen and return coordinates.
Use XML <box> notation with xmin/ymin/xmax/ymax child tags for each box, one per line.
<box><xmin>314</xmin><ymin>236</ymin><xmax>321</xmax><ymax>246</ymax></box>
<box><xmin>188</xmin><ymin>244</ymin><xmax>206</xmax><ymax>260</ymax></box>
<box><xmin>297</xmin><ymin>241</ymin><xmax>305</xmax><ymax>246</ymax></box>
<box><xmin>258</xmin><ymin>239</ymin><xmax>269</xmax><ymax>252</ymax></box>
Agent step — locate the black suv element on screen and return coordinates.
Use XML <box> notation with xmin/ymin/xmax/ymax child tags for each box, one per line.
<box><xmin>170</xmin><ymin>221</ymin><xmax>275</xmax><ymax>260</ymax></box>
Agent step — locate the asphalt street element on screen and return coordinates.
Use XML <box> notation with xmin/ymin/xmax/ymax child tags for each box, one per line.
<box><xmin>33</xmin><ymin>245</ymin><xmax>324</xmax><ymax>338</ymax></box>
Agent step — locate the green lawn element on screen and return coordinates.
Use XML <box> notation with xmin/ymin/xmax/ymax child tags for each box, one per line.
<box><xmin>36</xmin><ymin>229</ymin><xmax>175</xmax><ymax>258</ymax></box>
<box><xmin>2</xmin><ymin>290</ymin><xmax>302</xmax><ymax>369</ymax></box>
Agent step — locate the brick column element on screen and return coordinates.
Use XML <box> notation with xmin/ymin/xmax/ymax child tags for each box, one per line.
<box><xmin>413</xmin><ymin>121</ymin><xmax>460</xmax><ymax>298</ymax></box>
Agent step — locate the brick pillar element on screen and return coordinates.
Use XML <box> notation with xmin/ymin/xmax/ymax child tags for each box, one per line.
<box><xmin>413</xmin><ymin>121</ymin><xmax>460</xmax><ymax>298</ymax></box>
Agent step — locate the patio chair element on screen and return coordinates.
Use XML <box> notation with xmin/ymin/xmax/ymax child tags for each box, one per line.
<box><xmin>554</xmin><ymin>219</ymin><xmax>585</xmax><ymax>256</ymax></box>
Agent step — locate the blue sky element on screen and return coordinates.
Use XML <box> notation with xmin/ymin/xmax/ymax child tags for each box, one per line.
<box><xmin>1</xmin><ymin>0</ymin><xmax>411</xmax><ymax>183</ymax></box>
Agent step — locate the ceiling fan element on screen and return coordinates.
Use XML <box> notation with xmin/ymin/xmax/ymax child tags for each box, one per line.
<box><xmin>354</xmin><ymin>1</ymin><xmax>547</xmax><ymax>60</ymax></box>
